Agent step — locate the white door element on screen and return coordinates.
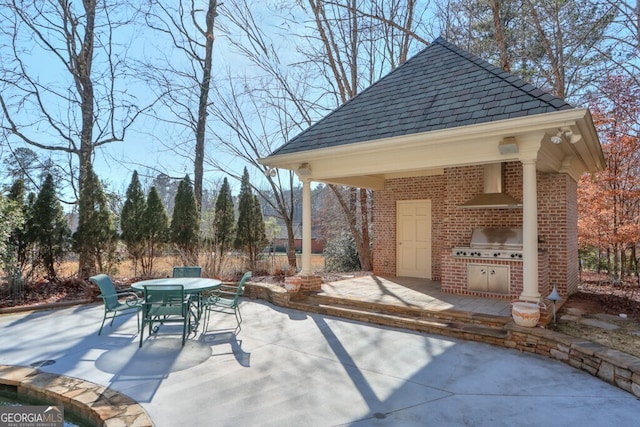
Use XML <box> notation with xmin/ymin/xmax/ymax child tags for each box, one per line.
<box><xmin>397</xmin><ymin>200</ymin><xmax>432</xmax><ymax>279</ymax></box>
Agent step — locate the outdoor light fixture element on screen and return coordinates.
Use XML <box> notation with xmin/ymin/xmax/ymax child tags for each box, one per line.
<box><xmin>550</xmin><ymin>127</ymin><xmax>582</xmax><ymax>145</ymax></box>
<box><xmin>547</xmin><ymin>283</ymin><xmax>562</xmax><ymax>324</ymax></box>
<box><xmin>498</xmin><ymin>137</ymin><xmax>519</xmax><ymax>154</ymax></box>
<box><xmin>297</xmin><ymin>163</ymin><xmax>312</xmax><ymax>176</ymax></box>
<box><xmin>560</xmin><ymin>126</ymin><xmax>582</xmax><ymax>144</ymax></box>
<box><xmin>265</xmin><ymin>168</ymin><xmax>277</xmax><ymax>178</ymax></box>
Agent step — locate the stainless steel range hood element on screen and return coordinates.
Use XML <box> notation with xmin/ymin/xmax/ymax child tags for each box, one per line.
<box><xmin>460</xmin><ymin>163</ymin><xmax>522</xmax><ymax>209</ymax></box>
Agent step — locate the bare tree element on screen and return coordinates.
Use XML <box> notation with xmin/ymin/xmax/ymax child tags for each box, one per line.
<box><xmin>204</xmin><ymin>0</ymin><xmax>324</xmax><ymax>269</ymax></box>
<box><xmin>294</xmin><ymin>0</ymin><xmax>425</xmax><ymax>270</ymax></box>
<box><xmin>432</xmin><ymin>0</ymin><xmax>615</xmax><ymax>101</ymax></box>
<box><xmin>0</xmin><ymin>0</ymin><xmax>157</xmax><ymax>276</ymax></box>
<box><xmin>207</xmin><ymin>72</ymin><xmax>304</xmax><ymax>269</ymax></box>
<box><xmin>141</xmin><ymin>0</ymin><xmax>220</xmax><ymax>209</ymax></box>
<box><xmin>595</xmin><ymin>1</ymin><xmax>640</xmax><ymax>87</ymax></box>
<box><xmin>211</xmin><ymin>0</ymin><xmax>425</xmax><ymax>271</ymax></box>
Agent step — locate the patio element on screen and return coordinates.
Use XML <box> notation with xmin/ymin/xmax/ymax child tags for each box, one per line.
<box><xmin>2</xmin><ymin>296</ymin><xmax>638</xmax><ymax>426</ymax></box>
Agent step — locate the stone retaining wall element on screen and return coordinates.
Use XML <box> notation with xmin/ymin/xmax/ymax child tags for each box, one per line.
<box><xmin>0</xmin><ymin>365</ymin><xmax>153</xmax><ymax>427</ymax></box>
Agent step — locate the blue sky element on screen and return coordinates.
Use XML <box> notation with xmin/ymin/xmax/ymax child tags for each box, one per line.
<box><xmin>1</xmin><ymin>2</ymin><xmax>294</xmax><ymax>200</ymax></box>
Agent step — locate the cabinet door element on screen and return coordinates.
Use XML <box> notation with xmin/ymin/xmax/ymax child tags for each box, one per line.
<box><xmin>487</xmin><ymin>265</ymin><xmax>509</xmax><ymax>294</ymax></box>
<box><xmin>467</xmin><ymin>264</ymin><xmax>487</xmax><ymax>291</ymax></box>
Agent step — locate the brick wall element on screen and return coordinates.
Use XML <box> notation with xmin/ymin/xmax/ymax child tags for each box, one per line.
<box><xmin>538</xmin><ymin>174</ymin><xmax>579</xmax><ymax>296</ymax></box>
<box><xmin>373</xmin><ymin>162</ymin><xmax>578</xmax><ymax>299</ymax></box>
<box><xmin>373</xmin><ymin>174</ymin><xmax>446</xmax><ymax>279</ymax></box>
<box><xmin>441</xmin><ymin>251</ymin><xmax>550</xmax><ymax>299</ymax></box>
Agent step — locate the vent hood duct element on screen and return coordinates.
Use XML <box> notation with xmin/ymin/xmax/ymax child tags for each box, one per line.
<box><xmin>460</xmin><ymin>163</ymin><xmax>522</xmax><ymax>209</ymax></box>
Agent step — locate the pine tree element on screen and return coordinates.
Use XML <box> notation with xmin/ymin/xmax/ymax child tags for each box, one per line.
<box><xmin>0</xmin><ymin>193</ymin><xmax>24</xmax><ymax>277</ymax></box>
<box><xmin>212</xmin><ymin>177</ymin><xmax>235</xmax><ymax>275</ymax></box>
<box><xmin>235</xmin><ymin>168</ymin><xmax>267</xmax><ymax>270</ymax></box>
<box><xmin>170</xmin><ymin>175</ymin><xmax>200</xmax><ymax>265</ymax></box>
<box><xmin>142</xmin><ymin>186</ymin><xmax>169</xmax><ymax>276</ymax></box>
<box><xmin>31</xmin><ymin>174</ymin><xmax>71</xmax><ymax>280</ymax></box>
<box><xmin>251</xmin><ymin>194</ymin><xmax>267</xmax><ymax>263</ymax></box>
<box><xmin>121</xmin><ymin>171</ymin><xmax>147</xmax><ymax>275</ymax></box>
<box><xmin>6</xmin><ymin>179</ymin><xmax>34</xmax><ymax>276</ymax></box>
<box><xmin>73</xmin><ymin>166</ymin><xmax>117</xmax><ymax>276</ymax></box>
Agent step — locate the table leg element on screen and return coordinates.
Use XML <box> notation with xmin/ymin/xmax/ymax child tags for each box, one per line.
<box><xmin>189</xmin><ymin>293</ymin><xmax>203</xmax><ymax>331</ymax></box>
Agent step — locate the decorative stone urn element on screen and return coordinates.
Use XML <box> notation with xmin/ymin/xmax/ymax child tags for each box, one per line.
<box><xmin>511</xmin><ymin>301</ymin><xmax>542</xmax><ymax>327</ymax></box>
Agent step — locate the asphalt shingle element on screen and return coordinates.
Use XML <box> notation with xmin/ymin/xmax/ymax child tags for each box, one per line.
<box><xmin>270</xmin><ymin>37</ymin><xmax>572</xmax><ymax>156</ymax></box>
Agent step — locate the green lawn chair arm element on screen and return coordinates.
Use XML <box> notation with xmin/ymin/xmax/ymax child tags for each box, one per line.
<box><xmin>125</xmin><ymin>294</ymin><xmax>144</xmax><ymax>307</ymax></box>
<box><xmin>216</xmin><ymin>290</ymin><xmax>239</xmax><ymax>297</ymax></box>
<box><xmin>98</xmin><ymin>291</ymin><xmax>143</xmax><ymax>307</ymax></box>
<box><xmin>209</xmin><ymin>284</ymin><xmax>239</xmax><ymax>295</ymax></box>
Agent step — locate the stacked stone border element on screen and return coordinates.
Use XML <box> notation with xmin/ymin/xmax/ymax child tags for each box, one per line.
<box><xmin>0</xmin><ymin>365</ymin><xmax>153</xmax><ymax>427</ymax></box>
<box><xmin>245</xmin><ymin>282</ymin><xmax>640</xmax><ymax>399</ymax></box>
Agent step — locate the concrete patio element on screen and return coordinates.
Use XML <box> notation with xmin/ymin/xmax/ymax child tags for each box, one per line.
<box><xmin>1</xmin><ymin>295</ymin><xmax>639</xmax><ymax>426</ymax></box>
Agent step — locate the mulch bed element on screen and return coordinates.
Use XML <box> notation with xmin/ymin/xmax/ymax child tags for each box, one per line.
<box><xmin>566</xmin><ymin>272</ymin><xmax>640</xmax><ymax>320</ymax></box>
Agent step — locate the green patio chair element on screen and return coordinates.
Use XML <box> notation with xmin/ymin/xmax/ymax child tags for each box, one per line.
<box><xmin>140</xmin><ymin>284</ymin><xmax>191</xmax><ymax>347</ymax></box>
<box><xmin>202</xmin><ymin>271</ymin><xmax>251</xmax><ymax>333</ymax></box>
<box><xmin>172</xmin><ymin>266</ymin><xmax>202</xmax><ymax>278</ymax></box>
<box><xmin>89</xmin><ymin>274</ymin><xmax>142</xmax><ymax>336</ymax></box>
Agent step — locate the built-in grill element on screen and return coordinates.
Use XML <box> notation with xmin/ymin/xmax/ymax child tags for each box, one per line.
<box><xmin>452</xmin><ymin>227</ymin><xmax>523</xmax><ymax>260</ymax></box>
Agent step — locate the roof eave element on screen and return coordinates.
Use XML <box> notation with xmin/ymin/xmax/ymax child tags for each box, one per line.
<box><xmin>260</xmin><ymin>108</ymin><xmax>604</xmax><ymax>176</ymax></box>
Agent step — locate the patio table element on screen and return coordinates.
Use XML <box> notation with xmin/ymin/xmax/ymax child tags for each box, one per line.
<box><xmin>132</xmin><ymin>277</ymin><xmax>221</xmax><ymax>330</ymax></box>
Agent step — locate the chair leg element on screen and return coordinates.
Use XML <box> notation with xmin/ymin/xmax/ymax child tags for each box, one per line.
<box><xmin>234</xmin><ymin>308</ymin><xmax>241</xmax><ymax>327</ymax></box>
<box><xmin>203</xmin><ymin>308</ymin><xmax>210</xmax><ymax>333</ymax></box>
<box><xmin>139</xmin><ymin>318</ymin><xmax>145</xmax><ymax>348</ymax></box>
<box><xmin>98</xmin><ymin>312</ymin><xmax>108</xmax><ymax>335</ymax></box>
<box><xmin>182</xmin><ymin>309</ymin><xmax>190</xmax><ymax>346</ymax></box>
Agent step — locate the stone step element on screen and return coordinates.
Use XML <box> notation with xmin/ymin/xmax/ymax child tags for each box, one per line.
<box><xmin>288</xmin><ymin>297</ymin><xmax>509</xmax><ymax>342</ymax></box>
<box><xmin>303</xmin><ymin>294</ymin><xmax>511</xmax><ymax>328</ymax></box>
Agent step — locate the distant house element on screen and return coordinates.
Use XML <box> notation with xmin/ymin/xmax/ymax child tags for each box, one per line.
<box><xmin>272</xmin><ymin>227</ymin><xmax>326</xmax><ymax>254</ymax></box>
<box><xmin>259</xmin><ymin>38</ymin><xmax>604</xmax><ymax>301</ymax></box>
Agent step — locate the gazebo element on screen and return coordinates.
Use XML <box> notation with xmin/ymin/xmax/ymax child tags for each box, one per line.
<box><xmin>259</xmin><ymin>38</ymin><xmax>604</xmax><ymax>303</ymax></box>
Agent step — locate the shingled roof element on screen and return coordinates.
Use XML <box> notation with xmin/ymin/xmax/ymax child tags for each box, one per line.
<box><xmin>271</xmin><ymin>37</ymin><xmax>572</xmax><ymax>157</ymax></box>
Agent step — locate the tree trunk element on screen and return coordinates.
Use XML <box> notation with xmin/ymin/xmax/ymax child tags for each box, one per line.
<box><xmin>76</xmin><ymin>1</ymin><xmax>97</xmax><ymax>278</ymax></box>
<box><xmin>330</xmin><ymin>185</ymin><xmax>372</xmax><ymax>271</ymax></box>
<box><xmin>358</xmin><ymin>188</ymin><xmax>372</xmax><ymax>271</ymax></box>
<box><xmin>284</xmin><ymin>219</ymin><xmax>298</xmax><ymax>270</ymax></box>
<box><xmin>489</xmin><ymin>0</ymin><xmax>510</xmax><ymax>72</ymax></box>
<box><xmin>194</xmin><ymin>0</ymin><xmax>218</xmax><ymax>208</ymax></box>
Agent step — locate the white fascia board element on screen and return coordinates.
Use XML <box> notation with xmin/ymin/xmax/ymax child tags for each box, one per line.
<box><xmin>258</xmin><ymin>109</ymin><xmax>600</xmax><ymax>178</ymax></box>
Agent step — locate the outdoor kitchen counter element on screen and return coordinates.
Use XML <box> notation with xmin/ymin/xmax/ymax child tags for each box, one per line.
<box><xmin>441</xmin><ymin>250</ymin><xmax>550</xmax><ymax>301</ymax></box>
